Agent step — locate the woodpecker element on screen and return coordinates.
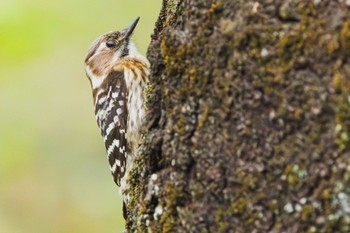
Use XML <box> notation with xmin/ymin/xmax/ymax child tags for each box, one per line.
<box><xmin>84</xmin><ymin>17</ymin><xmax>149</xmax><ymax>202</ymax></box>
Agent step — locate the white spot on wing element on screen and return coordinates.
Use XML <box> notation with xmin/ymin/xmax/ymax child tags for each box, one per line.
<box><xmin>117</xmin><ymin>108</ymin><xmax>123</xmax><ymax>115</ymax></box>
<box><xmin>94</xmin><ymin>89</ymin><xmax>104</xmax><ymax>105</ymax></box>
<box><xmin>115</xmin><ymin>159</ymin><xmax>121</xmax><ymax>166</ymax></box>
<box><xmin>114</xmin><ymin>116</ymin><xmax>121</xmax><ymax>126</ymax></box>
<box><xmin>107</xmin><ymin>139</ymin><xmax>120</xmax><ymax>156</ymax></box>
<box><xmin>98</xmin><ymin>96</ymin><xmax>107</xmax><ymax>105</ymax></box>
<box><xmin>112</xmin><ymin>92</ymin><xmax>119</xmax><ymax>98</ymax></box>
<box><xmin>111</xmin><ymin>158</ymin><xmax>121</xmax><ymax>173</ymax></box>
<box><xmin>105</xmin><ymin>122</ymin><xmax>115</xmax><ymax>136</ymax></box>
<box><xmin>107</xmin><ymin>86</ymin><xmax>113</xmax><ymax>97</ymax></box>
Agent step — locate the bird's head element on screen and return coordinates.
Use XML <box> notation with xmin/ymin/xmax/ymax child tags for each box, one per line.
<box><xmin>85</xmin><ymin>17</ymin><xmax>141</xmax><ymax>80</ymax></box>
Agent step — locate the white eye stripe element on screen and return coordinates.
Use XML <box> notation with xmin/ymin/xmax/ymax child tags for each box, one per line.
<box><xmin>98</xmin><ymin>41</ymin><xmax>107</xmax><ymax>50</ymax></box>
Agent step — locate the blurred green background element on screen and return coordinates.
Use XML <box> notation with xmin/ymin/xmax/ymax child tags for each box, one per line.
<box><xmin>0</xmin><ymin>0</ymin><xmax>161</xmax><ymax>232</ymax></box>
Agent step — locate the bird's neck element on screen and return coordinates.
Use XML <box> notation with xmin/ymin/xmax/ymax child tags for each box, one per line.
<box><xmin>124</xmin><ymin>41</ymin><xmax>150</xmax><ymax>66</ymax></box>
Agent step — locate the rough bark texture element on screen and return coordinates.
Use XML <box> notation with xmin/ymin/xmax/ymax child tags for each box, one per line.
<box><xmin>126</xmin><ymin>0</ymin><xmax>350</xmax><ymax>232</ymax></box>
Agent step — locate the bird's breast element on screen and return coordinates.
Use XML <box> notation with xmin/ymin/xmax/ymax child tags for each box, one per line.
<box><xmin>124</xmin><ymin>66</ymin><xmax>147</xmax><ymax>150</ymax></box>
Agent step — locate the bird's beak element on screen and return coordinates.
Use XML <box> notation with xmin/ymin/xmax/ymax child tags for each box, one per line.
<box><xmin>123</xmin><ymin>17</ymin><xmax>140</xmax><ymax>40</ymax></box>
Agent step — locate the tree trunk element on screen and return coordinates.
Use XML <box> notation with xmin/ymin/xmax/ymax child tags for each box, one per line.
<box><xmin>126</xmin><ymin>0</ymin><xmax>350</xmax><ymax>232</ymax></box>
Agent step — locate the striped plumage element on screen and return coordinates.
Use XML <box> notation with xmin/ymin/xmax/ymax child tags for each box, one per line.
<box><xmin>84</xmin><ymin>17</ymin><xmax>149</xmax><ymax>192</ymax></box>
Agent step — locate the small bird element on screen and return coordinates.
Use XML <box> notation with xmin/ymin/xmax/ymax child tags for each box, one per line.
<box><xmin>84</xmin><ymin>17</ymin><xmax>150</xmax><ymax>208</ymax></box>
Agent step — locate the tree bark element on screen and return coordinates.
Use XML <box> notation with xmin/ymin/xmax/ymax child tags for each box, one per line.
<box><xmin>126</xmin><ymin>0</ymin><xmax>350</xmax><ymax>232</ymax></box>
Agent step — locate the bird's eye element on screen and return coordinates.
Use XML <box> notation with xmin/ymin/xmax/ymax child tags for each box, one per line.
<box><xmin>106</xmin><ymin>40</ymin><xmax>116</xmax><ymax>48</ymax></box>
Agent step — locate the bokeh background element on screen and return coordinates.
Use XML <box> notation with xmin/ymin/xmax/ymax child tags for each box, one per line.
<box><xmin>0</xmin><ymin>0</ymin><xmax>161</xmax><ymax>232</ymax></box>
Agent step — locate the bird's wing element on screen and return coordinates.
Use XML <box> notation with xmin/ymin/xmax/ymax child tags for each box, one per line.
<box><xmin>96</xmin><ymin>70</ymin><xmax>128</xmax><ymax>186</ymax></box>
